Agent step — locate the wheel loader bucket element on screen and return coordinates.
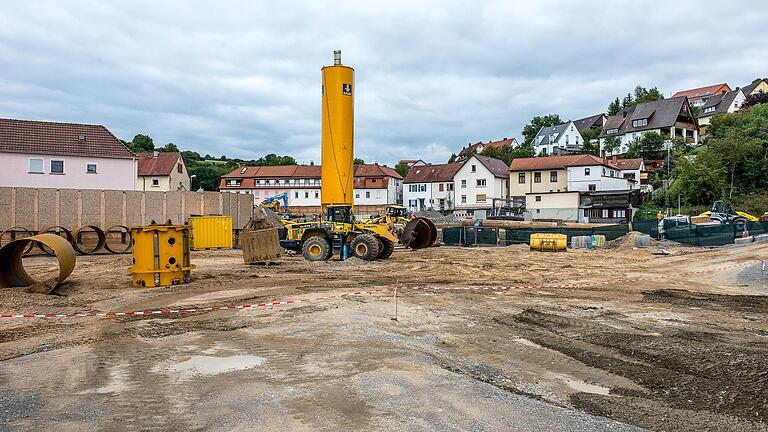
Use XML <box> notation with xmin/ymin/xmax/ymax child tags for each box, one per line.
<box><xmin>401</xmin><ymin>217</ymin><xmax>437</xmax><ymax>249</ymax></box>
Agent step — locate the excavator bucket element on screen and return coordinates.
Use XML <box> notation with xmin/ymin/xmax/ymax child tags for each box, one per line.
<box><xmin>401</xmin><ymin>217</ymin><xmax>437</xmax><ymax>249</ymax></box>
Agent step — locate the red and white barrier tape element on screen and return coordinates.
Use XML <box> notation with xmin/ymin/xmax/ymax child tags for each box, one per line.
<box><xmin>0</xmin><ymin>283</ymin><xmax>592</xmax><ymax>320</ymax></box>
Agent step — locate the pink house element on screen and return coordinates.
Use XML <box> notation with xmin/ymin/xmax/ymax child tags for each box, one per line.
<box><xmin>0</xmin><ymin>118</ymin><xmax>138</xmax><ymax>190</ymax></box>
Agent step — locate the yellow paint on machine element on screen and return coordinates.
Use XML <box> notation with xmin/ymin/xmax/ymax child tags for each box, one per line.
<box><xmin>321</xmin><ymin>52</ymin><xmax>355</xmax><ymax>209</ymax></box>
<box><xmin>530</xmin><ymin>233</ymin><xmax>567</xmax><ymax>252</ymax></box>
<box><xmin>189</xmin><ymin>215</ymin><xmax>233</xmax><ymax>250</ymax></box>
<box><xmin>129</xmin><ymin>224</ymin><xmax>194</xmax><ymax>287</ymax></box>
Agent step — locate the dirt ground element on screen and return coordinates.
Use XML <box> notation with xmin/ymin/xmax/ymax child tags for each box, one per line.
<box><xmin>1</xmin><ymin>238</ymin><xmax>767</xmax><ymax>431</ymax></box>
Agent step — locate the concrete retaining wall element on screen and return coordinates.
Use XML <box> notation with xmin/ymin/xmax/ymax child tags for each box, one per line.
<box><xmin>0</xmin><ymin>187</ymin><xmax>254</xmax><ymax>231</ymax></box>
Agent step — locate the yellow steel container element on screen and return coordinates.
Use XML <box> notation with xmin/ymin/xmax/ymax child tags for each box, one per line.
<box><xmin>189</xmin><ymin>215</ymin><xmax>233</xmax><ymax>250</ymax></box>
<box><xmin>530</xmin><ymin>233</ymin><xmax>567</xmax><ymax>252</ymax></box>
<box><xmin>129</xmin><ymin>224</ymin><xmax>194</xmax><ymax>287</ymax></box>
<box><xmin>321</xmin><ymin>50</ymin><xmax>355</xmax><ymax>209</ymax></box>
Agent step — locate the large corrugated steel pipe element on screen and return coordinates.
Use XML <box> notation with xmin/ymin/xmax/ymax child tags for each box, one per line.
<box><xmin>401</xmin><ymin>217</ymin><xmax>438</xmax><ymax>249</ymax></box>
<box><xmin>104</xmin><ymin>225</ymin><xmax>132</xmax><ymax>254</ymax></box>
<box><xmin>72</xmin><ymin>225</ymin><xmax>106</xmax><ymax>255</ymax></box>
<box><xmin>0</xmin><ymin>233</ymin><xmax>76</xmax><ymax>293</ymax></box>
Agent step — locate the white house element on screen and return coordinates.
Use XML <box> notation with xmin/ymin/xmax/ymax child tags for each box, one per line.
<box><xmin>219</xmin><ymin>163</ymin><xmax>402</xmax><ymax>210</ymax></box>
<box><xmin>599</xmin><ymin>97</ymin><xmax>699</xmax><ymax>156</ymax></box>
<box><xmin>403</xmin><ymin>162</ymin><xmax>463</xmax><ymax>212</ymax></box>
<box><xmin>0</xmin><ymin>118</ymin><xmax>137</xmax><ymax>190</ymax></box>
<box><xmin>454</xmin><ymin>155</ymin><xmax>509</xmax><ymax>210</ymax></box>
<box><xmin>697</xmin><ymin>89</ymin><xmax>746</xmax><ymax>135</ymax></box>
<box><xmin>532</xmin><ymin>121</ymin><xmax>584</xmax><ymax>156</ymax></box>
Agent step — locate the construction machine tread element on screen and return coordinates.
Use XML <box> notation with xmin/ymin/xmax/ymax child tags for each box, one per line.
<box><xmin>303</xmin><ymin>237</ymin><xmax>331</xmax><ymax>262</ymax></box>
<box><xmin>377</xmin><ymin>238</ymin><xmax>395</xmax><ymax>259</ymax></box>
<box><xmin>350</xmin><ymin>234</ymin><xmax>380</xmax><ymax>261</ymax></box>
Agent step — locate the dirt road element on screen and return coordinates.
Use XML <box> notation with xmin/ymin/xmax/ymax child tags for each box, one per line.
<box><xmin>1</xmin><ymin>239</ymin><xmax>767</xmax><ymax>431</ymax></box>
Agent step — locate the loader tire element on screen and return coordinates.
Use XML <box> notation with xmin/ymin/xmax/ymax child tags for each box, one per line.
<box><xmin>303</xmin><ymin>237</ymin><xmax>330</xmax><ymax>262</ymax></box>
<box><xmin>377</xmin><ymin>238</ymin><xmax>395</xmax><ymax>259</ymax></box>
<box><xmin>350</xmin><ymin>234</ymin><xmax>380</xmax><ymax>261</ymax></box>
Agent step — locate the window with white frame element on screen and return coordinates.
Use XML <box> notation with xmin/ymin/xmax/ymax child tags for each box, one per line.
<box><xmin>365</xmin><ymin>191</ymin><xmax>370</xmax><ymax>198</ymax></box>
<box><xmin>151</xmin><ymin>177</ymin><xmax>159</xmax><ymax>187</ymax></box>
<box><xmin>295</xmin><ymin>192</ymin><xmax>299</xmax><ymax>198</ymax></box>
<box><xmin>518</xmin><ymin>173</ymin><xmax>525</xmax><ymax>184</ymax></box>
<box><xmin>704</xmin><ymin>106</ymin><xmax>716</xmax><ymax>113</ymax></box>
<box><xmin>471</xmin><ymin>165</ymin><xmax>476</xmax><ymax>173</ymax></box>
<box><xmin>50</xmin><ymin>160</ymin><xmax>64</xmax><ymax>174</ymax></box>
<box><xmin>461</xmin><ymin>179</ymin><xmax>466</xmax><ymax>188</ymax></box>
<box><xmin>419</xmin><ymin>184</ymin><xmax>426</xmax><ymax>192</ymax></box>
<box><xmin>632</xmin><ymin>118</ymin><xmax>648</xmax><ymax>128</ymax></box>
<box><xmin>448</xmin><ymin>183</ymin><xmax>454</xmax><ymax>191</ymax></box>
<box><xmin>461</xmin><ymin>195</ymin><xmax>467</xmax><ymax>203</ymax></box>
<box><xmin>314</xmin><ymin>191</ymin><xmax>318</xmax><ymax>199</ymax></box>
<box><xmin>28</xmin><ymin>158</ymin><xmax>44</xmax><ymax>174</ymax></box>
<box><xmin>476</xmin><ymin>179</ymin><xmax>486</xmax><ymax>187</ymax></box>
<box><xmin>86</xmin><ymin>163</ymin><xmax>97</xmax><ymax>174</ymax></box>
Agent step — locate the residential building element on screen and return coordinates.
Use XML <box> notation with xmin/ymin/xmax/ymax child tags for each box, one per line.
<box><xmin>598</xmin><ymin>97</ymin><xmax>699</xmax><ymax>156</ymax></box>
<box><xmin>219</xmin><ymin>163</ymin><xmax>402</xmax><ymax>210</ymax></box>
<box><xmin>454</xmin><ymin>155</ymin><xmax>509</xmax><ymax>210</ymax></box>
<box><xmin>403</xmin><ymin>162</ymin><xmax>463</xmax><ymax>212</ymax></box>
<box><xmin>457</xmin><ymin>137</ymin><xmax>518</xmax><ymax>161</ymax></box>
<box><xmin>573</xmin><ymin>114</ymin><xmax>607</xmax><ymax>135</ymax></box>
<box><xmin>532</xmin><ymin>121</ymin><xmax>583</xmax><ymax>156</ymax></box>
<box><xmin>739</xmin><ymin>78</ymin><xmax>768</xmax><ymax>97</ymax></box>
<box><xmin>612</xmin><ymin>158</ymin><xmax>651</xmax><ymax>192</ymax></box>
<box><xmin>353</xmin><ymin>164</ymin><xmax>404</xmax><ymax>206</ymax></box>
<box><xmin>137</xmin><ymin>151</ymin><xmax>190</xmax><ymax>191</ymax></box>
<box><xmin>0</xmin><ymin>118</ymin><xmax>137</xmax><ymax>190</ymax></box>
<box><xmin>672</xmin><ymin>83</ymin><xmax>731</xmax><ymax>107</ymax></box>
<box><xmin>399</xmin><ymin>159</ymin><xmax>426</xmax><ymax>168</ymax></box>
<box><xmin>509</xmin><ymin>154</ymin><xmax>637</xmax><ymax>222</ymax></box>
<box><xmin>697</xmin><ymin>89</ymin><xmax>746</xmax><ymax>135</ymax></box>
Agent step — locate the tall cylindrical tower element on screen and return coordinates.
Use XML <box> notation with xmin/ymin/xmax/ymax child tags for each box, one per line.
<box><xmin>321</xmin><ymin>50</ymin><xmax>355</xmax><ymax>209</ymax></box>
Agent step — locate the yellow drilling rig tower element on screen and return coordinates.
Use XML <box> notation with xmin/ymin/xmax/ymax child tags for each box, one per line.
<box><xmin>280</xmin><ymin>51</ymin><xmax>436</xmax><ymax>261</ymax></box>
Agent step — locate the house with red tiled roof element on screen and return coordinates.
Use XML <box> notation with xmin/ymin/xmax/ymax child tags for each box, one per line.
<box><xmin>219</xmin><ymin>163</ymin><xmax>403</xmax><ymax>209</ymax></box>
<box><xmin>0</xmin><ymin>118</ymin><xmax>137</xmax><ymax>190</ymax></box>
<box><xmin>457</xmin><ymin>137</ymin><xmax>519</xmax><ymax>161</ymax></box>
<box><xmin>403</xmin><ymin>162</ymin><xmax>464</xmax><ymax>212</ymax></box>
<box><xmin>453</xmin><ymin>155</ymin><xmax>509</xmax><ymax>210</ymax></box>
<box><xmin>137</xmin><ymin>151</ymin><xmax>190</xmax><ymax>191</ymax></box>
<box><xmin>509</xmin><ymin>155</ymin><xmax>640</xmax><ymax>223</ymax></box>
<box><xmin>672</xmin><ymin>83</ymin><xmax>730</xmax><ymax>107</ymax></box>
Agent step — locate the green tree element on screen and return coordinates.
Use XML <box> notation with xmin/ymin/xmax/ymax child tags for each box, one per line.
<box><xmin>628</xmin><ymin>132</ymin><xmax>665</xmax><ymax>159</ymax></box>
<box><xmin>158</xmin><ymin>142</ymin><xmax>179</xmax><ymax>152</ymax></box>
<box><xmin>621</xmin><ymin>93</ymin><xmax>633</xmax><ymax>108</ymax></box>
<box><xmin>521</xmin><ymin>114</ymin><xmax>563</xmax><ymax>146</ymax></box>
<box><xmin>128</xmin><ymin>134</ymin><xmax>155</xmax><ymax>153</ymax></box>
<box><xmin>666</xmin><ymin>149</ymin><xmax>727</xmax><ymax>206</ymax></box>
<box><xmin>579</xmin><ymin>129</ymin><xmax>601</xmax><ymax>156</ymax></box>
<box><xmin>447</xmin><ymin>153</ymin><xmax>457</xmax><ymax>164</ymax></box>
<box><xmin>603</xmin><ymin>136</ymin><xmax>621</xmax><ymax>155</ymax></box>
<box><xmin>354</xmin><ymin>158</ymin><xmax>365</xmax><ymax>165</ymax></box>
<box><xmin>252</xmin><ymin>154</ymin><xmax>296</xmax><ymax>166</ymax></box>
<box><xmin>607</xmin><ymin>98</ymin><xmax>621</xmax><ymax>116</ymax></box>
<box><xmin>480</xmin><ymin>143</ymin><xmax>534</xmax><ymax>166</ymax></box>
<box><xmin>394</xmin><ymin>162</ymin><xmax>410</xmax><ymax>178</ymax></box>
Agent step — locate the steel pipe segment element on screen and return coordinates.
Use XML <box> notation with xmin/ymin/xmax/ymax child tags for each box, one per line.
<box><xmin>103</xmin><ymin>225</ymin><xmax>132</xmax><ymax>254</ymax></box>
<box><xmin>37</xmin><ymin>226</ymin><xmax>74</xmax><ymax>256</ymax></box>
<box><xmin>401</xmin><ymin>217</ymin><xmax>438</xmax><ymax>249</ymax></box>
<box><xmin>72</xmin><ymin>225</ymin><xmax>107</xmax><ymax>255</ymax></box>
<box><xmin>0</xmin><ymin>233</ymin><xmax>76</xmax><ymax>293</ymax></box>
<box><xmin>0</xmin><ymin>227</ymin><xmax>35</xmax><ymax>256</ymax></box>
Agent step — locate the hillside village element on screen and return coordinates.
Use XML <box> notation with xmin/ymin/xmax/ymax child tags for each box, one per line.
<box><xmin>3</xmin><ymin>78</ymin><xmax>764</xmax><ymax>224</ymax></box>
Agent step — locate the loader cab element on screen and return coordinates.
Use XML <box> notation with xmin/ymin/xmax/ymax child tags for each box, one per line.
<box><xmin>387</xmin><ymin>205</ymin><xmax>408</xmax><ymax>219</ymax></box>
<box><xmin>326</xmin><ymin>205</ymin><xmax>354</xmax><ymax>225</ymax></box>
<box><xmin>711</xmin><ymin>200</ymin><xmax>734</xmax><ymax>216</ymax></box>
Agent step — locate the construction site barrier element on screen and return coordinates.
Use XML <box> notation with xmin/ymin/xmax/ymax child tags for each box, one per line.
<box><xmin>505</xmin><ymin>224</ymin><xmax>629</xmax><ymax>245</ymax></box>
<box><xmin>442</xmin><ymin>227</ymin><xmax>499</xmax><ymax>246</ymax></box>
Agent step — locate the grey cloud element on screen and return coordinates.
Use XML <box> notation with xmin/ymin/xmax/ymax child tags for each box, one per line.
<box><xmin>0</xmin><ymin>0</ymin><xmax>766</xmax><ymax>166</ymax></box>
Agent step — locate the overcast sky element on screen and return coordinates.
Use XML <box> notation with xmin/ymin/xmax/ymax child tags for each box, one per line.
<box><xmin>1</xmin><ymin>1</ymin><xmax>766</xmax><ymax>165</ymax></box>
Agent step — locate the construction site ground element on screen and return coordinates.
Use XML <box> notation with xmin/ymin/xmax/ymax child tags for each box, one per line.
<box><xmin>1</xmin><ymin>239</ymin><xmax>767</xmax><ymax>431</ymax></box>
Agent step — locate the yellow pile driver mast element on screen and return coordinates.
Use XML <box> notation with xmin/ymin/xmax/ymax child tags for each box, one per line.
<box><xmin>321</xmin><ymin>50</ymin><xmax>355</xmax><ymax>210</ymax></box>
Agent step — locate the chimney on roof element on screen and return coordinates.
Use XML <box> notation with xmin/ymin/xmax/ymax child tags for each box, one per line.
<box><xmin>310</xmin><ymin>160</ymin><xmax>314</xmax><ymax>166</ymax></box>
<box><xmin>612</xmin><ymin>156</ymin><xmax>618</xmax><ymax>164</ymax></box>
<box><xmin>78</xmin><ymin>133</ymin><xmax>86</xmax><ymax>141</ymax></box>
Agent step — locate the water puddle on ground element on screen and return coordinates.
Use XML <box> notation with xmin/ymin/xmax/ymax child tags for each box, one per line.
<box><xmin>549</xmin><ymin>373</ymin><xmax>611</xmax><ymax>395</ymax></box>
<box><xmin>155</xmin><ymin>354</ymin><xmax>266</xmax><ymax>376</ymax></box>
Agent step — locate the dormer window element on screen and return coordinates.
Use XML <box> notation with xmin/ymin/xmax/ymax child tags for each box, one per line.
<box><xmin>704</xmin><ymin>106</ymin><xmax>716</xmax><ymax>113</ymax></box>
<box><xmin>632</xmin><ymin>118</ymin><xmax>648</xmax><ymax>128</ymax></box>
<box><xmin>606</xmin><ymin>128</ymin><xmax>619</xmax><ymax>134</ymax></box>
